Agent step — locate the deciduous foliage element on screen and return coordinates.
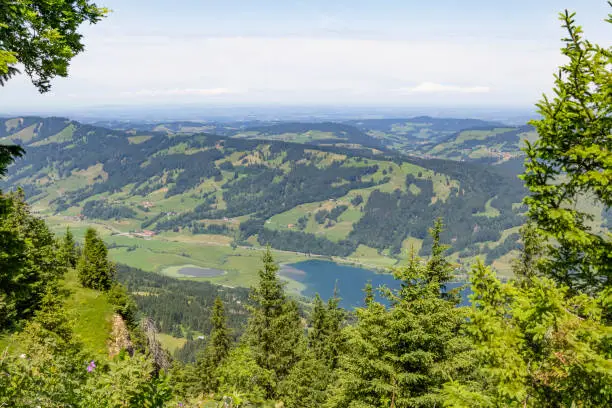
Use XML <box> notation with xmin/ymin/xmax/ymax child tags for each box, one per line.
<box><xmin>522</xmin><ymin>6</ymin><xmax>612</xmax><ymax>295</ymax></box>
<box><xmin>0</xmin><ymin>0</ymin><xmax>108</xmax><ymax>92</ymax></box>
<box><xmin>0</xmin><ymin>144</ymin><xmax>24</xmax><ymax>178</ymax></box>
<box><xmin>77</xmin><ymin>227</ymin><xmax>115</xmax><ymax>291</ymax></box>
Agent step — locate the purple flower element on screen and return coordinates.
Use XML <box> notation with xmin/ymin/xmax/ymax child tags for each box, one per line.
<box><xmin>87</xmin><ymin>361</ymin><xmax>96</xmax><ymax>372</ymax></box>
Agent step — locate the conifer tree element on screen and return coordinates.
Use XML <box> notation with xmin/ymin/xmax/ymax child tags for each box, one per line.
<box><xmin>511</xmin><ymin>222</ymin><xmax>545</xmax><ymax>285</ymax></box>
<box><xmin>328</xmin><ymin>229</ymin><xmax>473</xmax><ymax>408</ymax></box>
<box><xmin>282</xmin><ymin>289</ymin><xmax>346</xmax><ymax>407</ymax></box>
<box><xmin>309</xmin><ymin>294</ymin><xmax>328</xmax><ymax>357</ymax></box>
<box><xmin>443</xmin><ymin>261</ymin><xmax>611</xmax><ymax>407</ymax></box>
<box><xmin>521</xmin><ymin>5</ymin><xmax>612</xmax><ymax>295</ymax></box>
<box><xmin>245</xmin><ymin>248</ymin><xmax>305</xmax><ymax>399</ymax></box>
<box><xmin>0</xmin><ymin>189</ymin><xmax>65</xmax><ymax>329</ymax></box>
<box><xmin>60</xmin><ymin>227</ymin><xmax>78</xmax><ymax>268</ymax></box>
<box><xmin>196</xmin><ymin>296</ymin><xmax>231</xmax><ymax>393</ymax></box>
<box><xmin>309</xmin><ymin>289</ymin><xmax>345</xmax><ymax>369</ymax></box>
<box><xmin>426</xmin><ymin>218</ymin><xmax>454</xmax><ymax>290</ymax></box>
<box><xmin>77</xmin><ymin>228</ymin><xmax>115</xmax><ymax>291</ymax></box>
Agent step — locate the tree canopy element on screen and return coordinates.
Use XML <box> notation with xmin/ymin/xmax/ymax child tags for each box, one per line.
<box><xmin>0</xmin><ymin>0</ymin><xmax>108</xmax><ymax>92</ymax></box>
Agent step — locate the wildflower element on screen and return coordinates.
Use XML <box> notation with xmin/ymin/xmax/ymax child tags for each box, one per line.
<box><xmin>87</xmin><ymin>360</ymin><xmax>96</xmax><ymax>372</ymax></box>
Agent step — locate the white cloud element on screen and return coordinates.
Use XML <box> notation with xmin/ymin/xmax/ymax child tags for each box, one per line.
<box><xmin>396</xmin><ymin>82</ymin><xmax>491</xmax><ymax>94</ymax></box>
<box><xmin>0</xmin><ymin>34</ymin><xmax>563</xmax><ymax>109</ymax></box>
<box><xmin>119</xmin><ymin>88</ymin><xmax>240</xmax><ymax>97</ymax></box>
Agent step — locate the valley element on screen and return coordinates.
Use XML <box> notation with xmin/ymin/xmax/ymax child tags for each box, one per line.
<box><xmin>2</xmin><ymin>115</ymin><xmax>606</xmax><ymax>293</ymax></box>
<box><xmin>0</xmin><ymin>116</ymin><xmax>539</xmax><ymax>289</ymax></box>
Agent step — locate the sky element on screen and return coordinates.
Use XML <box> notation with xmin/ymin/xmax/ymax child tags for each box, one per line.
<box><xmin>1</xmin><ymin>0</ymin><xmax>610</xmax><ymax>114</ymax></box>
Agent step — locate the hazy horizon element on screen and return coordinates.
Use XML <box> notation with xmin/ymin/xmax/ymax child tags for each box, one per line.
<box><xmin>1</xmin><ymin>0</ymin><xmax>610</xmax><ymax>113</ymax></box>
<box><xmin>0</xmin><ymin>103</ymin><xmax>536</xmax><ymax>124</ymax></box>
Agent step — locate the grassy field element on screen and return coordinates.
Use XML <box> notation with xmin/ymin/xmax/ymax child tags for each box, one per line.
<box><xmin>157</xmin><ymin>333</ymin><xmax>188</xmax><ymax>354</ymax></box>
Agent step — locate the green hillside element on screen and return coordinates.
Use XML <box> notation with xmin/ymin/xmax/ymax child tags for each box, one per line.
<box><xmin>0</xmin><ymin>116</ymin><xmax>532</xmax><ymax>278</ymax></box>
<box><xmin>423</xmin><ymin>125</ymin><xmax>539</xmax><ymax>163</ymax></box>
<box><xmin>0</xmin><ymin>268</ymin><xmax>115</xmax><ymax>359</ymax></box>
<box><xmin>345</xmin><ymin>116</ymin><xmax>505</xmax><ymax>152</ymax></box>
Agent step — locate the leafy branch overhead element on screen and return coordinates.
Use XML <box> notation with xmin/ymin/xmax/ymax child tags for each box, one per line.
<box><xmin>0</xmin><ymin>0</ymin><xmax>108</xmax><ymax>92</ymax></box>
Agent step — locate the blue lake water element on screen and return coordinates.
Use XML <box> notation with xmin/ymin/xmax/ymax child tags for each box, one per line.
<box><xmin>281</xmin><ymin>260</ymin><xmax>471</xmax><ymax>309</ymax></box>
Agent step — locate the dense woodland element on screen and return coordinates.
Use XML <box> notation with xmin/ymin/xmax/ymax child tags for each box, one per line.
<box><xmin>116</xmin><ymin>265</ymin><xmax>250</xmax><ymax>343</ymax></box>
<box><xmin>0</xmin><ymin>2</ymin><xmax>610</xmax><ymax>407</ymax></box>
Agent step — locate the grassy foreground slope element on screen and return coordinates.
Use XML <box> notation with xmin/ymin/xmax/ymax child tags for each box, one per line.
<box><xmin>0</xmin><ymin>268</ymin><xmax>115</xmax><ymax>361</ymax></box>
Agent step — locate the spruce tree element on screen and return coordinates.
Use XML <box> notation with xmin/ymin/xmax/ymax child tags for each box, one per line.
<box><xmin>282</xmin><ymin>289</ymin><xmax>346</xmax><ymax>407</ymax></box>
<box><xmin>60</xmin><ymin>227</ymin><xmax>78</xmax><ymax>268</ymax></box>
<box><xmin>521</xmin><ymin>6</ymin><xmax>612</xmax><ymax>295</ymax></box>
<box><xmin>0</xmin><ymin>189</ymin><xmax>65</xmax><ymax>329</ymax></box>
<box><xmin>196</xmin><ymin>296</ymin><xmax>231</xmax><ymax>393</ymax></box>
<box><xmin>443</xmin><ymin>261</ymin><xmax>611</xmax><ymax>407</ymax></box>
<box><xmin>426</xmin><ymin>218</ymin><xmax>453</xmax><ymax>290</ymax></box>
<box><xmin>245</xmin><ymin>248</ymin><xmax>305</xmax><ymax>399</ymax></box>
<box><xmin>309</xmin><ymin>294</ymin><xmax>328</xmax><ymax>358</ymax></box>
<box><xmin>309</xmin><ymin>289</ymin><xmax>345</xmax><ymax>370</ymax></box>
<box><xmin>77</xmin><ymin>228</ymin><xmax>115</xmax><ymax>291</ymax></box>
<box><xmin>328</xmin><ymin>228</ymin><xmax>473</xmax><ymax>408</ymax></box>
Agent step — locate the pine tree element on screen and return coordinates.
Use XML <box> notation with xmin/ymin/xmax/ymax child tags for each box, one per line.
<box><xmin>60</xmin><ymin>227</ymin><xmax>78</xmax><ymax>268</ymax></box>
<box><xmin>77</xmin><ymin>228</ymin><xmax>115</xmax><ymax>291</ymax></box>
<box><xmin>245</xmin><ymin>248</ymin><xmax>305</xmax><ymax>400</ymax></box>
<box><xmin>327</xmin><ymin>228</ymin><xmax>473</xmax><ymax>408</ymax></box>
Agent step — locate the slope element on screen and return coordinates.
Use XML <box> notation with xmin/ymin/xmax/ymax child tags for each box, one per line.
<box><xmin>1</xmin><ymin>116</ymin><xmax>529</xmax><ymax>279</ymax></box>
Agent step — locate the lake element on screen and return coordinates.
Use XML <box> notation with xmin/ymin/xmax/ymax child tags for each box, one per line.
<box><xmin>281</xmin><ymin>260</ymin><xmax>470</xmax><ymax>309</ymax></box>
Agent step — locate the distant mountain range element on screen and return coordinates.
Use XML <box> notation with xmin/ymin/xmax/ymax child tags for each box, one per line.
<box><xmin>89</xmin><ymin>115</ymin><xmax>534</xmax><ymax>163</ymax></box>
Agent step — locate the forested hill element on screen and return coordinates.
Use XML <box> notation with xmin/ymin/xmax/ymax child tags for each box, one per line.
<box><xmin>86</xmin><ymin>116</ymin><xmax>531</xmax><ymax>161</ymax></box>
<box><xmin>230</xmin><ymin>122</ymin><xmax>385</xmax><ymax>148</ymax></box>
<box><xmin>0</xmin><ymin>116</ymin><xmax>530</xmax><ymax>268</ymax></box>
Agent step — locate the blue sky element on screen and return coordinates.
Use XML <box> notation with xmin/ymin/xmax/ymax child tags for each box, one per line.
<box><xmin>1</xmin><ymin>0</ymin><xmax>610</xmax><ymax>112</ymax></box>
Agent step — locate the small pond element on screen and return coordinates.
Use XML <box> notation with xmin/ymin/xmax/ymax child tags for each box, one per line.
<box><xmin>177</xmin><ymin>266</ymin><xmax>225</xmax><ymax>278</ymax></box>
<box><xmin>281</xmin><ymin>260</ymin><xmax>471</xmax><ymax>309</ymax></box>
